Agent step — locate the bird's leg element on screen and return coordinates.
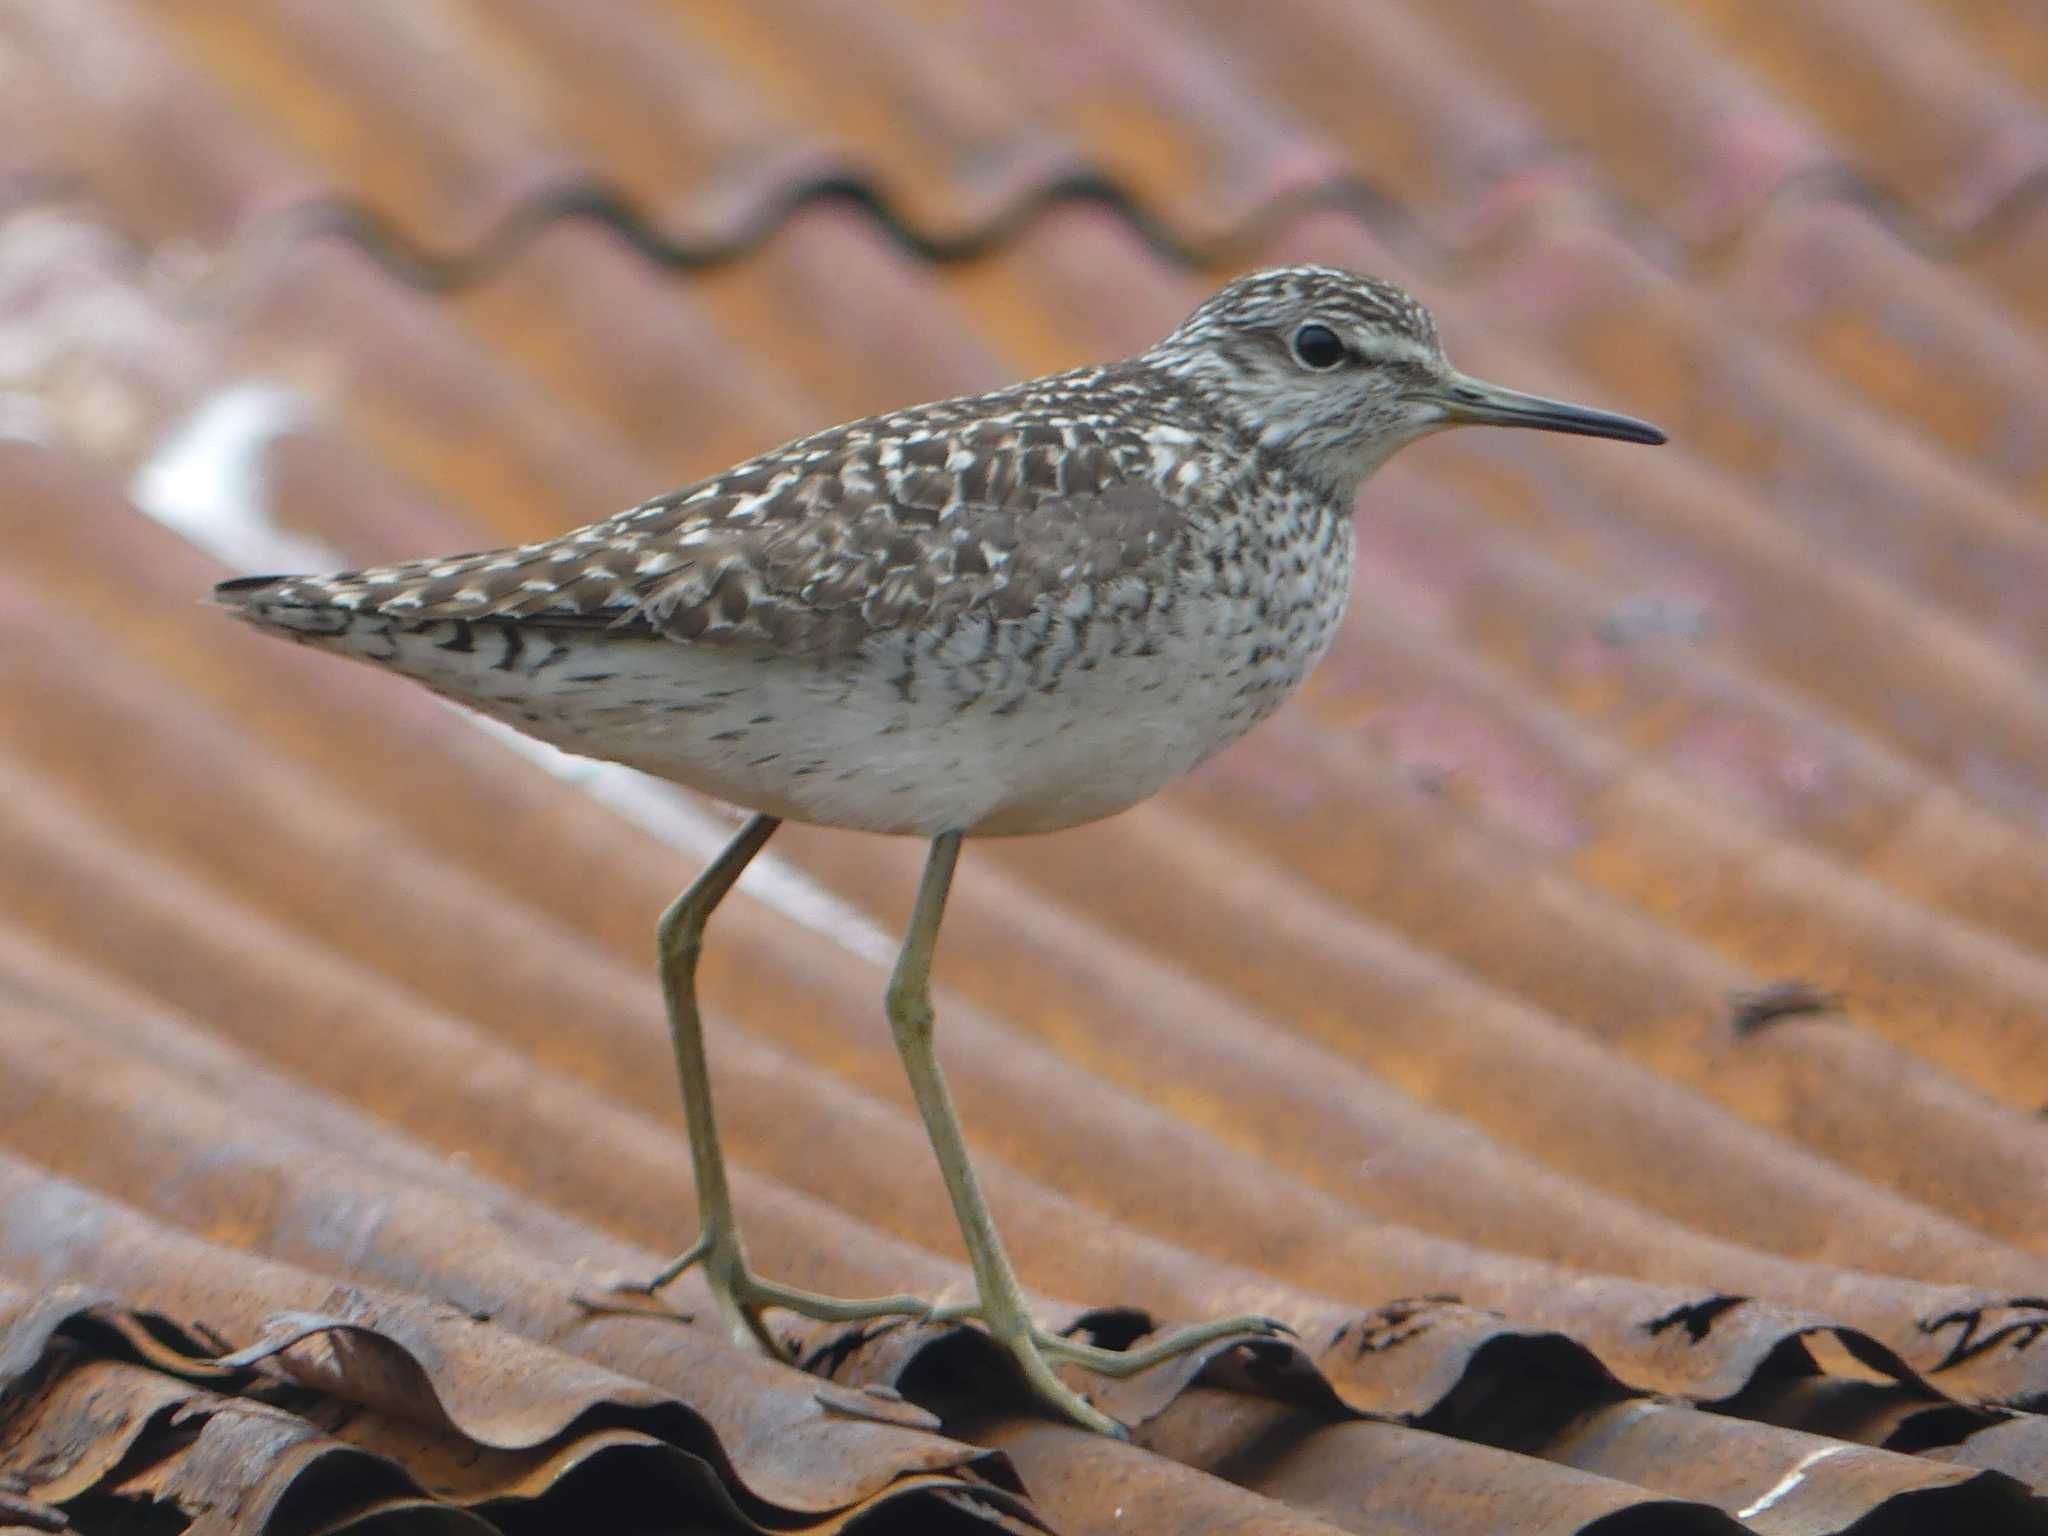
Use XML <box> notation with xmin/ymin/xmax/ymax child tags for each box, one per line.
<box><xmin>888</xmin><ymin>836</ymin><xmax>1290</xmax><ymax>1429</ymax></box>
<box><xmin>882</xmin><ymin>836</ymin><xmax>1115</xmax><ymax>1433</ymax></box>
<box><xmin>607</xmin><ymin>812</ymin><xmax>927</xmax><ymax>1355</ymax></box>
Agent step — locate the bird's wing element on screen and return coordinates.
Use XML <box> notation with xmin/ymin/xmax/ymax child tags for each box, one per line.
<box><xmin>218</xmin><ymin>407</ymin><xmax>1192</xmax><ymax>660</ymax></box>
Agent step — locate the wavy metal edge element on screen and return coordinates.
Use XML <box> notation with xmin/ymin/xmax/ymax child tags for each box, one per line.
<box><xmin>0</xmin><ymin>1278</ymin><xmax>1047</xmax><ymax>1535</ymax></box>
<box><xmin>56</xmin><ymin>154</ymin><xmax>2046</xmax><ymax>325</ymax></box>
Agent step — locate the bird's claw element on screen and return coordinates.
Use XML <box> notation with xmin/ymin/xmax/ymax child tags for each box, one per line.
<box><xmin>586</xmin><ymin>1234</ymin><xmax>930</xmax><ymax>1357</ymax></box>
<box><xmin>925</xmin><ymin>1304</ymin><xmax>1292</xmax><ymax>1377</ymax></box>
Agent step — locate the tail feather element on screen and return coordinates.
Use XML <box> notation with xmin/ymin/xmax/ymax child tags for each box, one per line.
<box><xmin>212</xmin><ymin>571</ymin><xmax>383</xmax><ymax>641</ymax></box>
<box><xmin>212</xmin><ymin>554</ymin><xmax>457</xmax><ymax>614</ymax></box>
<box><xmin>211</xmin><ymin>550</ymin><xmax>487</xmax><ymax>633</ymax></box>
<box><xmin>212</xmin><ymin>573</ymin><xmax>293</xmax><ymax>599</ymax></box>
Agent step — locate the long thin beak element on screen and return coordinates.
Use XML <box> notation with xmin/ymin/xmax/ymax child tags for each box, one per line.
<box><xmin>1414</xmin><ymin>372</ymin><xmax>1668</xmax><ymax>446</ymax></box>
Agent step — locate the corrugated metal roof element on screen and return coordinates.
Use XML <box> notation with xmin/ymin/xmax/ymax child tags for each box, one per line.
<box><xmin>0</xmin><ymin>0</ymin><xmax>2044</xmax><ymax>1529</ymax></box>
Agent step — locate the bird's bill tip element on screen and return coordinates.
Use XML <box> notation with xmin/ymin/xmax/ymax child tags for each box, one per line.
<box><xmin>1417</xmin><ymin>374</ymin><xmax>1669</xmax><ymax>446</ymax></box>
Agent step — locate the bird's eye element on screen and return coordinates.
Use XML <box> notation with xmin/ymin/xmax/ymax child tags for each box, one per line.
<box><xmin>1290</xmin><ymin>323</ymin><xmax>1347</xmax><ymax>371</ymax></box>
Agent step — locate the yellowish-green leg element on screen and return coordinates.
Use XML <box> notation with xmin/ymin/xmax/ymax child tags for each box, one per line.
<box><xmin>886</xmin><ymin>833</ymin><xmax>1287</xmax><ymax>1437</ymax></box>
<box><xmin>618</xmin><ymin>813</ymin><xmax>928</xmax><ymax>1354</ymax></box>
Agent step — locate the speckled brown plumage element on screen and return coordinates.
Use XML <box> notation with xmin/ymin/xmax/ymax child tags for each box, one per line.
<box><xmin>215</xmin><ymin>263</ymin><xmax>1661</xmax><ymax>841</ymax></box>
<box><xmin>221</xmin><ymin>372</ymin><xmax>1204</xmax><ymax>657</ymax></box>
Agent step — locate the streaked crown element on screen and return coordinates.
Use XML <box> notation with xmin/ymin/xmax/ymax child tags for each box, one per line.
<box><xmin>1161</xmin><ymin>265</ymin><xmax>1441</xmax><ymax>360</ymax></box>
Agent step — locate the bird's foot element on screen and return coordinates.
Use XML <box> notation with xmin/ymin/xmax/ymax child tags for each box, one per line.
<box><xmin>926</xmin><ymin>1301</ymin><xmax>1294</xmax><ymax>1436</ymax></box>
<box><xmin>927</xmin><ymin>1303</ymin><xmax>1294</xmax><ymax>1377</ymax></box>
<box><xmin>578</xmin><ymin>1228</ymin><xmax>930</xmax><ymax>1360</ymax></box>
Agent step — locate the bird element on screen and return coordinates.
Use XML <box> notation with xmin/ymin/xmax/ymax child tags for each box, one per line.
<box><xmin>214</xmin><ymin>264</ymin><xmax>1666</xmax><ymax>1435</ymax></box>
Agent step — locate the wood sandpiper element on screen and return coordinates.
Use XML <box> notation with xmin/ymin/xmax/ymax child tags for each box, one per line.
<box><xmin>215</xmin><ymin>265</ymin><xmax>1667</xmax><ymax>1435</ymax></box>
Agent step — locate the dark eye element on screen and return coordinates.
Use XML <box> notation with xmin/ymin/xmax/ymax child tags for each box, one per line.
<box><xmin>1290</xmin><ymin>322</ymin><xmax>1347</xmax><ymax>370</ymax></box>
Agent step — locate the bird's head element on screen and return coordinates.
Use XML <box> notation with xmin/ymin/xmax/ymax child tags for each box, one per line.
<box><xmin>1144</xmin><ymin>265</ymin><xmax>1666</xmax><ymax>500</ymax></box>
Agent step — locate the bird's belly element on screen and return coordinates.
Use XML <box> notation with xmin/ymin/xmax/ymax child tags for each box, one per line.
<box><xmin>385</xmin><ymin>573</ymin><xmax>1348</xmax><ymax>837</ymax></box>
<box><xmin>535</xmin><ymin>639</ymin><xmax>1264</xmax><ymax>835</ymax></box>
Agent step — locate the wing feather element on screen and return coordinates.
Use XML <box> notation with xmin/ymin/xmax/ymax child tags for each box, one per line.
<box><xmin>217</xmin><ymin>393</ymin><xmax>1196</xmax><ymax>661</ymax></box>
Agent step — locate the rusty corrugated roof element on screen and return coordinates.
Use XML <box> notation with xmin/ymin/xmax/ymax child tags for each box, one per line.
<box><xmin>0</xmin><ymin>1</ymin><xmax>2044</xmax><ymax>1530</ymax></box>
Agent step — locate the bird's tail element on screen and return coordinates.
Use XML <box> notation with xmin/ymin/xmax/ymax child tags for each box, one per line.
<box><xmin>212</xmin><ymin>544</ymin><xmax>501</xmax><ymax>629</ymax></box>
<box><xmin>211</xmin><ymin>572</ymin><xmax>367</xmax><ymax>639</ymax></box>
<box><xmin>209</xmin><ymin>566</ymin><xmax>479</xmax><ymax>666</ymax></box>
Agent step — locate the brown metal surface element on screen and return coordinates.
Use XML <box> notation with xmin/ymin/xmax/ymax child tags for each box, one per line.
<box><xmin>1</xmin><ymin>0</ymin><xmax>2044</xmax><ymax>1531</ymax></box>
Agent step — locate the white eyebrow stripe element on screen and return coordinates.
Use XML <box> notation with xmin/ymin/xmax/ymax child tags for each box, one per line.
<box><xmin>1356</xmin><ymin>334</ymin><xmax>1435</xmax><ymax>366</ymax></box>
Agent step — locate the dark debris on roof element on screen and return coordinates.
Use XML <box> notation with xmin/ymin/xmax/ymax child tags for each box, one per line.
<box><xmin>0</xmin><ymin>0</ymin><xmax>2045</xmax><ymax>1531</ymax></box>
